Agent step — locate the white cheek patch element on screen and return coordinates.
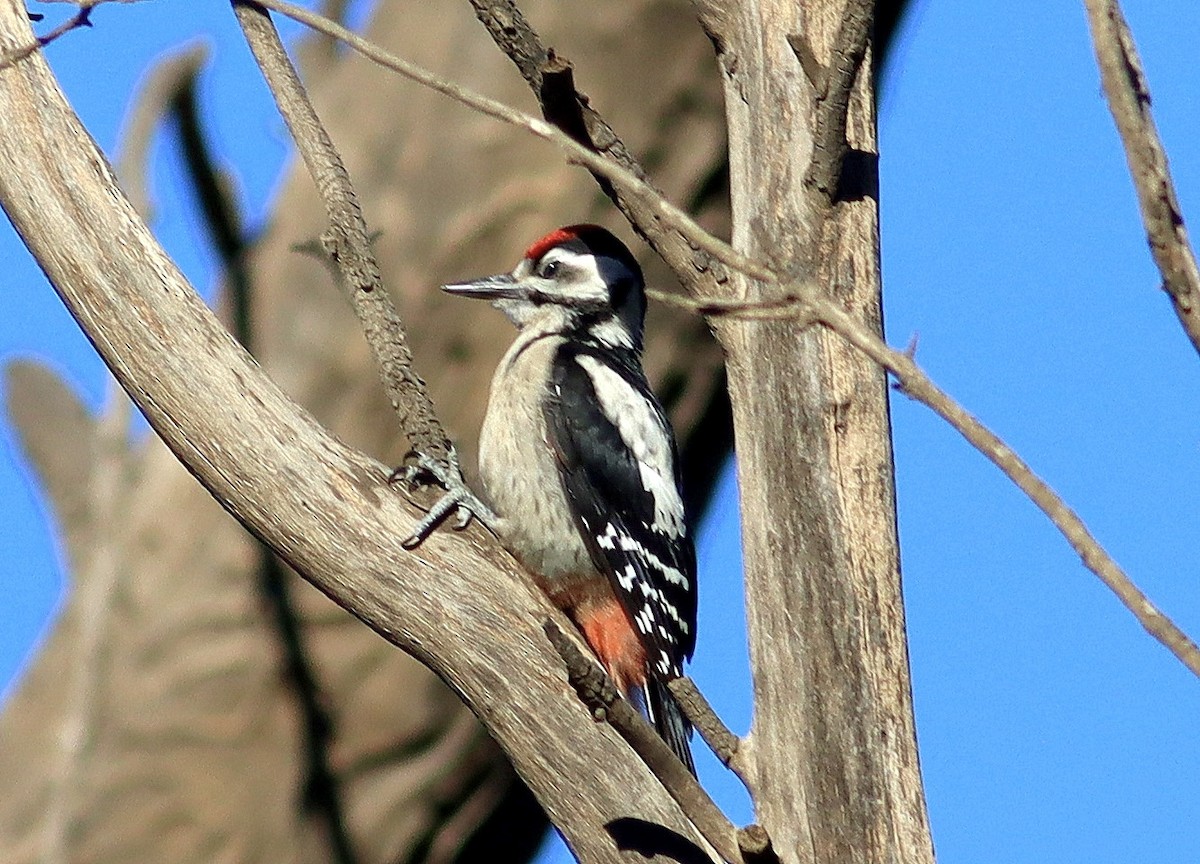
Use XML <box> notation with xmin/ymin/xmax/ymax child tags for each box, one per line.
<box><xmin>541</xmin><ymin>248</ymin><xmax>608</xmax><ymax>304</ymax></box>
<box><xmin>576</xmin><ymin>356</ymin><xmax>686</xmax><ymax>537</ymax></box>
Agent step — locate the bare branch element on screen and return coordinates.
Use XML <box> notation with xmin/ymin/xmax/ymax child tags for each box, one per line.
<box><xmin>248</xmin><ymin>0</ymin><xmax>767</xmax><ymax>288</ymax></box>
<box><xmin>465</xmin><ymin>0</ymin><xmax>734</xmax><ymax>300</ymax></box>
<box><xmin>252</xmin><ymin>0</ymin><xmax>1200</xmax><ymax>687</ymax></box>
<box><xmin>646</xmin><ymin>287</ymin><xmax>815</xmax><ymax>322</ymax></box>
<box><xmin>810</xmin><ymin>296</ymin><xmax>1200</xmax><ymax>679</ymax></box>
<box><xmin>544</xmin><ymin>622</ymin><xmax>745</xmax><ymax>864</ymax></box>
<box><xmin>666</xmin><ymin>677</ymin><xmax>750</xmax><ymax>784</ymax></box>
<box><xmin>1082</xmin><ymin>0</ymin><xmax>1200</xmax><ymax>356</ymax></box>
<box><xmin>0</xmin><ymin>1</ymin><xmax>96</xmax><ymax>70</ymax></box>
<box><xmin>168</xmin><ymin>60</ymin><xmax>255</xmax><ymax>343</ymax></box>
<box><xmin>231</xmin><ymin>0</ymin><xmax>454</xmax><ymax>466</ymax></box>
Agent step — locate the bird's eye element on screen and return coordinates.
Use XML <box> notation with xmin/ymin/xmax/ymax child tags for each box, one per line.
<box><xmin>538</xmin><ymin>259</ymin><xmax>560</xmax><ymax>279</ymax></box>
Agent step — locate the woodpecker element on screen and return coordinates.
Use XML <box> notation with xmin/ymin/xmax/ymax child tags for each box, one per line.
<box><xmin>403</xmin><ymin>225</ymin><xmax>698</xmax><ymax>775</ymax></box>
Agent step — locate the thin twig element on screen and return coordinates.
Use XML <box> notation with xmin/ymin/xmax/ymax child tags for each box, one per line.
<box><xmin>261</xmin><ymin>0</ymin><xmax>1200</xmax><ymax>686</ymax></box>
<box><xmin>666</xmin><ymin>677</ymin><xmax>749</xmax><ymax>785</ymax></box>
<box><xmin>36</xmin><ymin>3</ymin><xmax>94</xmax><ymax>43</ymax></box>
<box><xmin>0</xmin><ymin>1</ymin><xmax>95</xmax><ymax>70</ymax></box>
<box><xmin>1081</xmin><ymin>0</ymin><xmax>1200</xmax><ymax>356</ymax></box>
<box><xmin>810</xmin><ymin>295</ymin><xmax>1200</xmax><ymax>679</ymax></box>
<box><xmin>466</xmin><ymin>0</ymin><xmax>734</xmax><ymax>300</ymax></box>
<box><xmin>231</xmin><ymin>0</ymin><xmax>454</xmax><ymax>466</ymax></box>
<box><xmin>646</xmin><ymin>287</ymin><xmax>815</xmax><ymax>322</ymax></box>
<box><xmin>249</xmin><ymin>0</ymin><xmax>772</xmax><ymax>285</ymax></box>
<box><xmin>543</xmin><ymin>622</ymin><xmax>756</xmax><ymax>864</ymax></box>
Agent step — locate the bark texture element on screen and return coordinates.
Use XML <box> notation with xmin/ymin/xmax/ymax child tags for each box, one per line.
<box><xmin>0</xmin><ymin>2</ymin><xmax>727</xmax><ymax>862</ymax></box>
<box><xmin>0</xmin><ymin>2</ymin><xmax>726</xmax><ymax>858</ymax></box>
<box><xmin>697</xmin><ymin>2</ymin><xmax>934</xmax><ymax>862</ymax></box>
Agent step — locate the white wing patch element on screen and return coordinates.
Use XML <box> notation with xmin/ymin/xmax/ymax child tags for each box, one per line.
<box><xmin>575</xmin><ymin>355</ymin><xmax>686</xmax><ymax>537</ymax></box>
<box><xmin>598</xmin><ymin>523</ymin><xmax>690</xmax><ymax>593</ymax></box>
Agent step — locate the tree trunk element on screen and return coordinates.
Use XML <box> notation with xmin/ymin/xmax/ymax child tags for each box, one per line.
<box><xmin>701</xmin><ymin>2</ymin><xmax>934</xmax><ymax>861</ymax></box>
<box><xmin>0</xmin><ymin>0</ymin><xmax>933</xmax><ymax>861</ymax></box>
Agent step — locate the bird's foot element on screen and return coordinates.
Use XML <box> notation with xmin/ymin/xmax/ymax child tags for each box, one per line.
<box><xmin>390</xmin><ymin>449</ymin><xmax>497</xmax><ymax>548</ymax></box>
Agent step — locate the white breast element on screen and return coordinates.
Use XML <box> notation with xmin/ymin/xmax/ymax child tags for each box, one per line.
<box><xmin>478</xmin><ymin>331</ymin><xmax>593</xmax><ymax>584</ymax></box>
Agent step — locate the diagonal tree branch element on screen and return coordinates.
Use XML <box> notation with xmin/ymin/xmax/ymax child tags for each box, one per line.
<box><xmin>809</xmin><ymin>297</ymin><xmax>1200</xmax><ymax>678</ymax></box>
<box><xmin>256</xmin><ymin>0</ymin><xmax>1200</xmax><ymax>692</ymax></box>
<box><xmin>0</xmin><ymin>0</ymin><xmax>96</xmax><ymax>69</ymax></box>
<box><xmin>464</xmin><ymin>0</ymin><xmax>734</xmax><ymax>299</ymax></box>
<box><xmin>232</xmin><ymin>0</ymin><xmax>455</xmax><ymax>470</ymax></box>
<box><xmin>0</xmin><ymin>3</ymin><xmax>715</xmax><ymax>859</ymax></box>
<box><xmin>250</xmin><ymin>0</ymin><xmax>767</xmax><ymax>284</ymax></box>
<box><xmin>545</xmin><ymin>622</ymin><xmax>750</xmax><ymax>864</ymax></box>
<box><xmin>1082</xmin><ymin>0</ymin><xmax>1200</xmax><ymax>356</ymax></box>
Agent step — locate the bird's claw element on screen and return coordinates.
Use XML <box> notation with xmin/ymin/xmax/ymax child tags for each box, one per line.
<box><xmin>390</xmin><ymin>449</ymin><xmax>495</xmax><ymax>548</ymax></box>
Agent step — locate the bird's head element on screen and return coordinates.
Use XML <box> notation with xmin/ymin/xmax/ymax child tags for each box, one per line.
<box><xmin>443</xmin><ymin>224</ymin><xmax>646</xmax><ymax>349</ymax></box>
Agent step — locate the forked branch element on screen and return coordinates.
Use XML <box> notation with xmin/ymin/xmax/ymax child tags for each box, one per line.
<box><xmin>232</xmin><ymin>0</ymin><xmax>454</xmax><ymax>468</ymax></box>
<box><xmin>465</xmin><ymin>0</ymin><xmax>733</xmax><ymax>300</ymax></box>
<box><xmin>250</xmin><ymin>0</ymin><xmax>1200</xmax><ymax>683</ymax></box>
<box><xmin>249</xmin><ymin>0</ymin><xmax>770</xmax><ymax>285</ymax></box>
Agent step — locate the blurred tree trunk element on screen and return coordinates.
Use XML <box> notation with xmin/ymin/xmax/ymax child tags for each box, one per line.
<box><xmin>0</xmin><ymin>1</ymin><xmax>919</xmax><ymax>863</ymax></box>
<box><xmin>1</xmin><ymin>3</ymin><xmax>727</xmax><ymax>863</ymax></box>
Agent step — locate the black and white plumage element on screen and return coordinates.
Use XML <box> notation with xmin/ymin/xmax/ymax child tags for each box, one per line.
<box><xmin>432</xmin><ymin>224</ymin><xmax>698</xmax><ymax>774</ymax></box>
<box><xmin>548</xmin><ymin>342</ymin><xmax>697</xmax><ymax>674</ymax></box>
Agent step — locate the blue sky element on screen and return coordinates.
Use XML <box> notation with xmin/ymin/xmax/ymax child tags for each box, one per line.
<box><xmin>3</xmin><ymin>2</ymin><xmax>1198</xmax><ymax>863</ymax></box>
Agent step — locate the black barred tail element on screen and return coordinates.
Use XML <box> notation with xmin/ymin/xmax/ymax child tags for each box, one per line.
<box><xmin>644</xmin><ymin>678</ymin><xmax>696</xmax><ymax>777</ymax></box>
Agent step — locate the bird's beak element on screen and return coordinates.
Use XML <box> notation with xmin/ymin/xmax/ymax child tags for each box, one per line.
<box><xmin>441</xmin><ymin>274</ymin><xmax>524</xmax><ymax>301</ymax></box>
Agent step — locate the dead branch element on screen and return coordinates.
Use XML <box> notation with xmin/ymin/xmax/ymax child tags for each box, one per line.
<box><xmin>465</xmin><ymin>0</ymin><xmax>735</xmax><ymax>300</ymax></box>
<box><xmin>232</xmin><ymin>0</ymin><xmax>454</xmax><ymax>468</ymax></box>
<box><xmin>667</xmin><ymin>677</ymin><xmax>749</xmax><ymax>784</ymax></box>
<box><xmin>251</xmin><ymin>0</ymin><xmax>769</xmax><ymax>285</ymax></box>
<box><xmin>0</xmin><ymin>3</ymin><xmax>713</xmax><ymax>857</ymax></box>
<box><xmin>545</xmin><ymin>622</ymin><xmax>748</xmax><ymax>864</ymax></box>
<box><xmin>1081</xmin><ymin>0</ymin><xmax>1200</xmax><ymax>356</ymax></box>
<box><xmin>810</xmin><ymin>296</ymin><xmax>1200</xmax><ymax>678</ymax></box>
<box><xmin>0</xmin><ymin>0</ymin><xmax>96</xmax><ymax>69</ymax></box>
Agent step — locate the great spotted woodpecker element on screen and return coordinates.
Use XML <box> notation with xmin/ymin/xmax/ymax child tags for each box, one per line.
<box><xmin>402</xmin><ymin>225</ymin><xmax>698</xmax><ymax>774</ymax></box>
